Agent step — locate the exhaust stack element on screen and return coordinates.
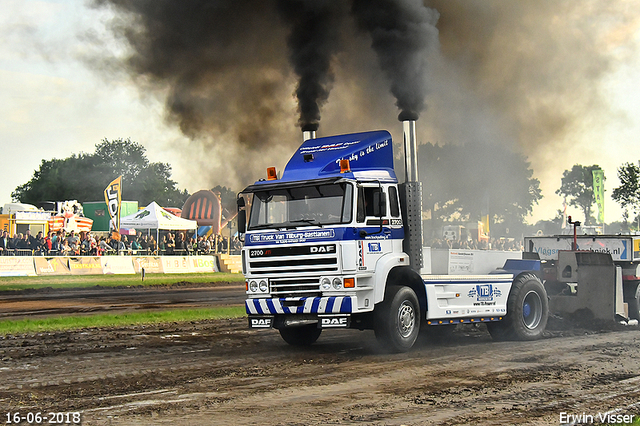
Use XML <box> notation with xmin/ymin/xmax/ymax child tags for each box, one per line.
<box><xmin>399</xmin><ymin>119</ymin><xmax>423</xmax><ymax>271</ymax></box>
<box><xmin>403</xmin><ymin>119</ymin><xmax>419</xmax><ymax>183</ymax></box>
<box><xmin>302</xmin><ymin>123</ymin><xmax>318</xmax><ymax>142</ymax></box>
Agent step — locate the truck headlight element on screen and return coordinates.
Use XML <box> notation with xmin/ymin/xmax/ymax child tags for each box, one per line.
<box><xmin>332</xmin><ymin>277</ymin><xmax>342</xmax><ymax>290</ymax></box>
<box><xmin>321</xmin><ymin>277</ymin><xmax>331</xmax><ymax>290</ymax></box>
<box><xmin>259</xmin><ymin>280</ymin><xmax>268</xmax><ymax>292</ymax></box>
<box><xmin>249</xmin><ymin>280</ymin><xmax>259</xmax><ymax>292</ymax></box>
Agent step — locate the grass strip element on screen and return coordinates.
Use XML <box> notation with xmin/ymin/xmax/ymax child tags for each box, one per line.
<box><xmin>0</xmin><ymin>306</ymin><xmax>246</xmax><ymax>335</ymax></box>
<box><xmin>0</xmin><ymin>273</ymin><xmax>244</xmax><ymax>291</ymax></box>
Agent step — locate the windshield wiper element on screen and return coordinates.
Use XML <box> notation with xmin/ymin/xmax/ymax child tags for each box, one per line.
<box><xmin>285</xmin><ymin>219</ymin><xmax>322</xmax><ymax>228</ymax></box>
<box><xmin>249</xmin><ymin>223</ymin><xmax>279</xmax><ymax>230</ymax></box>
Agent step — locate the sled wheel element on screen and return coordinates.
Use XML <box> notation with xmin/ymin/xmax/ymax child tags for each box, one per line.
<box><xmin>624</xmin><ymin>281</ymin><xmax>640</xmax><ymax>321</ymax></box>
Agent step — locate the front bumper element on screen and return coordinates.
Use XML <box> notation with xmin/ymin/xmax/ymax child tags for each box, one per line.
<box><xmin>245</xmin><ymin>295</ymin><xmax>354</xmax><ymax>315</ymax></box>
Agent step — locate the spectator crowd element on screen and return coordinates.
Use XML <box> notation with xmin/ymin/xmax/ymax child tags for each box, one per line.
<box><xmin>0</xmin><ymin>229</ymin><xmax>242</xmax><ymax>256</ymax></box>
<box><xmin>427</xmin><ymin>237</ymin><xmax>524</xmax><ymax>251</ymax></box>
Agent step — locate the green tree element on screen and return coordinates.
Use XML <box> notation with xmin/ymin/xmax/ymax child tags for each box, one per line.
<box><xmin>419</xmin><ymin>141</ymin><xmax>542</xmax><ymax>237</ymax></box>
<box><xmin>12</xmin><ymin>138</ymin><xmax>189</xmax><ymax>207</ymax></box>
<box><xmin>612</xmin><ymin>161</ymin><xmax>640</xmax><ymax>229</ymax></box>
<box><xmin>555</xmin><ymin>164</ymin><xmax>602</xmax><ymax>225</ymax></box>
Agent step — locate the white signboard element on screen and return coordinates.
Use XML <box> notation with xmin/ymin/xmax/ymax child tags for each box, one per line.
<box><xmin>525</xmin><ymin>236</ymin><xmax>634</xmax><ymax>261</ymax></box>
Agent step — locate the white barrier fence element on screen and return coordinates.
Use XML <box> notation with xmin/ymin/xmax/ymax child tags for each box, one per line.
<box><xmin>0</xmin><ymin>255</ymin><xmax>220</xmax><ymax>277</ymax></box>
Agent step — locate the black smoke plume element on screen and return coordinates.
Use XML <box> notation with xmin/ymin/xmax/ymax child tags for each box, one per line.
<box><xmin>89</xmin><ymin>0</ymin><xmax>638</xmax><ymax>205</ymax></box>
<box><xmin>351</xmin><ymin>0</ymin><xmax>439</xmax><ymax>121</ymax></box>
<box><xmin>276</xmin><ymin>0</ymin><xmax>345</xmax><ymax>131</ymax></box>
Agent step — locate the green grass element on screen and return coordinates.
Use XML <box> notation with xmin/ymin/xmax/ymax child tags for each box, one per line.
<box><xmin>0</xmin><ymin>306</ymin><xmax>247</xmax><ymax>334</ymax></box>
<box><xmin>0</xmin><ymin>273</ymin><xmax>244</xmax><ymax>291</ymax></box>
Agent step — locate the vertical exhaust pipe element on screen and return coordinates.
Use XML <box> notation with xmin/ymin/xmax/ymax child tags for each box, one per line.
<box><xmin>400</xmin><ymin>118</ymin><xmax>423</xmax><ymax>271</ymax></box>
<box><xmin>302</xmin><ymin>123</ymin><xmax>318</xmax><ymax>142</ymax></box>
<box><xmin>403</xmin><ymin>119</ymin><xmax>419</xmax><ymax>183</ymax></box>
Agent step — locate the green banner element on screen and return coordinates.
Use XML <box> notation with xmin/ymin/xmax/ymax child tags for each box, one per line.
<box><xmin>592</xmin><ymin>169</ymin><xmax>605</xmax><ymax>224</ymax></box>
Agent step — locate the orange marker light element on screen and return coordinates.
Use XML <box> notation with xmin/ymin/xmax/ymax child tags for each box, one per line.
<box><xmin>344</xmin><ymin>278</ymin><xmax>355</xmax><ymax>288</ymax></box>
<box><xmin>267</xmin><ymin>167</ymin><xmax>278</xmax><ymax>180</ymax></box>
<box><xmin>339</xmin><ymin>159</ymin><xmax>351</xmax><ymax>173</ymax></box>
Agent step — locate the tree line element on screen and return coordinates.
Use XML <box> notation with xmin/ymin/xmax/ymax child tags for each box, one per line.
<box><xmin>11</xmin><ymin>138</ymin><xmax>640</xmax><ymax>235</ymax></box>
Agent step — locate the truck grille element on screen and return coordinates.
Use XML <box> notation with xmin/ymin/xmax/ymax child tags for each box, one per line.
<box><xmin>247</xmin><ymin>243</ymin><xmax>339</xmax><ymax>298</ymax></box>
<box><xmin>270</xmin><ymin>277</ymin><xmax>321</xmax><ymax>297</ymax></box>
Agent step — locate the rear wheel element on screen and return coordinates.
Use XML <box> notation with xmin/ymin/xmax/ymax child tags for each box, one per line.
<box><xmin>487</xmin><ymin>274</ymin><xmax>548</xmax><ymax>341</ymax></box>
<box><xmin>624</xmin><ymin>281</ymin><xmax>640</xmax><ymax>321</ymax></box>
<box><xmin>374</xmin><ymin>286</ymin><xmax>420</xmax><ymax>352</ymax></box>
<box><xmin>279</xmin><ymin>325</ymin><xmax>322</xmax><ymax>346</ymax></box>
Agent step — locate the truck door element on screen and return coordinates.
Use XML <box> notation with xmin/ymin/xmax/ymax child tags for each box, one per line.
<box><xmin>355</xmin><ymin>185</ymin><xmax>393</xmax><ymax>271</ymax></box>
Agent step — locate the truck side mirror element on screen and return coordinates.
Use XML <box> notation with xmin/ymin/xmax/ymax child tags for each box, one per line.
<box><xmin>237</xmin><ymin>196</ymin><xmax>246</xmax><ymax>235</ymax></box>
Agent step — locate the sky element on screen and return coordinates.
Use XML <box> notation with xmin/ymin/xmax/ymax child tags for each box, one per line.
<box><xmin>2</xmin><ymin>0</ymin><xmax>640</xmax><ymax>227</ymax></box>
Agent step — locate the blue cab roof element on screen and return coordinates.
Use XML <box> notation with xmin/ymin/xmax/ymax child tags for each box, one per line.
<box><xmin>254</xmin><ymin>130</ymin><xmax>397</xmax><ymax>186</ymax></box>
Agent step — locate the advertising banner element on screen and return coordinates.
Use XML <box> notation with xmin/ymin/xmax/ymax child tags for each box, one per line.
<box><xmin>101</xmin><ymin>256</ymin><xmax>135</xmax><ymax>274</ymax></box>
<box><xmin>0</xmin><ymin>257</ymin><xmax>37</xmax><ymax>276</ymax></box>
<box><xmin>592</xmin><ymin>169</ymin><xmax>605</xmax><ymax>224</ymax></box>
<box><xmin>34</xmin><ymin>257</ymin><xmax>71</xmax><ymax>275</ymax></box>
<box><xmin>104</xmin><ymin>175</ymin><xmax>123</xmax><ymax>232</ymax></box>
<box><xmin>189</xmin><ymin>256</ymin><xmax>219</xmax><ymax>273</ymax></box>
<box><xmin>161</xmin><ymin>256</ymin><xmax>191</xmax><ymax>273</ymax></box>
<box><xmin>69</xmin><ymin>257</ymin><xmax>103</xmax><ymax>275</ymax></box>
<box><xmin>132</xmin><ymin>256</ymin><xmax>163</xmax><ymax>274</ymax></box>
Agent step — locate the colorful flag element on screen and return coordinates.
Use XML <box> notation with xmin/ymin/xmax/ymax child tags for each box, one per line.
<box><xmin>592</xmin><ymin>169</ymin><xmax>605</xmax><ymax>224</ymax></box>
<box><xmin>104</xmin><ymin>175</ymin><xmax>123</xmax><ymax>232</ymax></box>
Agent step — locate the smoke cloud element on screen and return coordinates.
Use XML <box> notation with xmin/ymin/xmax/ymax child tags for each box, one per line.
<box><xmin>89</xmin><ymin>0</ymin><xmax>639</xmax><ymax>207</ymax></box>
<box><xmin>351</xmin><ymin>0</ymin><xmax>439</xmax><ymax>120</ymax></box>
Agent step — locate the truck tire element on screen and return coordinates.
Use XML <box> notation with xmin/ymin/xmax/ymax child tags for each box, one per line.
<box><xmin>279</xmin><ymin>325</ymin><xmax>322</xmax><ymax>346</ymax></box>
<box><xmin>374</xmin><ymin>286</ymin><xmax>420</xmax><ymax>353</ymax></box>
<box><xmin>624</xmin><ymin>281</ymin><xmax>640</xmax><ymax>321</ymax></box>
<box><xmin>487</xmin><ymin>274</ymin><xmax>548</xmax><ymax>341</ymax></box>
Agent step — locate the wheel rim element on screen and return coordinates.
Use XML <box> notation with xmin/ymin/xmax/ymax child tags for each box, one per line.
<box><xmin>522</xmin><ymin>290</ymin><xmax>543</xmax><ymax>329</ymax></box>
<box><xmin>397</xmin><ymin>301</ymin><xmax>416</xmax><ymax>338</ymax></box>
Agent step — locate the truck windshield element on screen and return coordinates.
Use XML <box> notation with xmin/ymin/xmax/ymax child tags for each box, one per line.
<box><xmin>248</xmin><ymin>182</ymin><xmax>353</xmax><ymax>230</ymax></box>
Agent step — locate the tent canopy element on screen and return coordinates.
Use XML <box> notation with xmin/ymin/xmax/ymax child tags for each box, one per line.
<box><xmin>120</xmin><ymin>202</ymin><xmax>198</xmax><ymax>230</ymax></box>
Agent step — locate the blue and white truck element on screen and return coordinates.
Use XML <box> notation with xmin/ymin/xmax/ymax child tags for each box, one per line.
<box><xmin>237</xmin><ymin>120</ymin><xmax>548</xmax><ymax>352</ymax></box>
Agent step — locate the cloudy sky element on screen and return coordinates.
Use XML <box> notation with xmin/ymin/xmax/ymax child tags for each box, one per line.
<box><xmin>2</xmin><ymin>0</ymin><xmax>640</xmax><ymax>227</ymax></box>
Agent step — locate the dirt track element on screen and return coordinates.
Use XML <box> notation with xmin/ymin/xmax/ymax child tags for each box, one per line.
<box><xmin>2</xmin><ymin>301</ymin><xmax>640</xmax><ymax>425</ymax></box>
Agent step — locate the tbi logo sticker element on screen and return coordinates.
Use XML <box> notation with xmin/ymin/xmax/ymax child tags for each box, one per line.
<box><xmin>467</xmin><ymin>285</ymin><xmax>502</xmax><ymax>302</ymax></box>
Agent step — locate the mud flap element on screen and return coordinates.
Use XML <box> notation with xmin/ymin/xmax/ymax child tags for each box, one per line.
<box><xmin>318</xmin><ymin>315</ymin><xmax>350</xmax><ymax>328</ymax></box>
<box><xmin>248</xmin><ymin>316</ymin><xmax>274</xmax><ymax>329</ymax></box>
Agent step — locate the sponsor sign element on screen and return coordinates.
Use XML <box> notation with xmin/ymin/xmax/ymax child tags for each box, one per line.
<box><xmin>101</xmin><ymin>256</ymin><xmax>135</xmax><ymax>274</ymax></box>
<box><xmin>0</xmin><ymin>257</ymin><xmax>37</xmax><ymax>276</ymax></box>
<box><xmin>68</xmin><ymin>257</ymin><xmax>103</xmax><ymax>275</ymax></box>
<box><xmin>526</xmin><ymin>237</ymin><xmax>634</xmax><ymax>261</ymax></box>
<box><xmin>33</xmin><ymin>257</ymin><xmax>70</xmax><ymax>275</ymax></box>
<box><xmin>103</xmin><ymin>175</ymin><xmax>122</xmax><ymax>231</ymax></box>
<box><xmin>132</xmin><ymin>256</ymin><xmax>163</xmax><ymax>274</ymax></box>
<box><xmin>249</xmin><ymin>229</ymin><xmax>335</xmax><ymax>245</ymax></box>
<box><xmin>14</xmin><ymin>211</ymin><xmax>51</xmax><ymax>221</ymax></box>
<box><xmin>189</xmin><ymin>256</ymin><xmax>219</xmax><ymax>273</ymax></box>
<box><xmin>592</xmin><ymin>169</ymin><xmax>605</xmax><ymax>224</ymax></box>
<box><xmin>161</xmin><ymin>256</ymin><xmax>191</xmax><ymax>273</ymax></box>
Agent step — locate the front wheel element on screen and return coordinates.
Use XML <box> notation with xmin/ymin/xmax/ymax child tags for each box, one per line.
<box><xmin>374</xmin><ymin>286</ymin><xmax>420</xmax><ymax>353</ymax></box>
<box><xmin>487</xmin><ymin>274</ymin><xmax>548</xmax><ymax>341</ymax></box>
<box><xmin>279</xmin><ymin>325</ymin><xmax>322</xmax><ymax>346</ymax></box>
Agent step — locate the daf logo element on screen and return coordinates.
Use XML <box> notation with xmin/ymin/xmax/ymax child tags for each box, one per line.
<box><xmin>310</xmin><ymin>245</ymin><xmax>336</xmax><ymax>253</ymax></box>
<box><xmin>250</xmin><ymin>318</ymin><xmax>272</xmax><ymax>328</ymax></box>
<box><xmin>321</xmin><ymin>317</ymin><xmax>348</xmax><ymax>327</ymax></box>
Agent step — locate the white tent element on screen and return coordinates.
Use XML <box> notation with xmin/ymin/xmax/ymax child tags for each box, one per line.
<box><xmin>120</xmin><ymin>202</ymin><xmax>198</xmax><ymax>231</ymax></box>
